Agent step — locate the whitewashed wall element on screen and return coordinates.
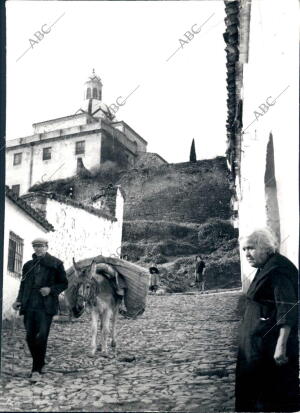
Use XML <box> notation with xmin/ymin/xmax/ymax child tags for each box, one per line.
<box><xmin>3</xmin><ymin>197</ymin><xmax>49</xmax><ymax>319</ymax></box>
<box><xmin>111</xmin><ymin>187</ymin><xmax>124</xmax><ymax>256</ymax></box>
<box><xmin>45</xmin><ymin>197</ymin><xmax>123</xmax><ymax>271</ymax></box>
<box><xmin>239</xmin><ymin>0</ymin><xmax>299</xmax><ymax>290</ymax></box>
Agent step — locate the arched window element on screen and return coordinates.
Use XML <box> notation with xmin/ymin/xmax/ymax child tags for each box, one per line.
<box><xmin>93</xmin><ymin>88</ymin><xmax>98</xmax><ymax>99</ymax></box>
<box><xmin>86</xmin><ymin>88</ymin><xmax>91</xmax><ymax>99</ymax></box>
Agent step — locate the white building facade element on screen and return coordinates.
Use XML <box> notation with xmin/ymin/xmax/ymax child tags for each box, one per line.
<box><xmin>6</xmin><ymin>71</ymin><xmax>148</xmax><ymax>196</ymax></box>
<box><xmin>224</xmin><ymin>0</ymin><xmax>299</xmax><ymax>291</ymax></box>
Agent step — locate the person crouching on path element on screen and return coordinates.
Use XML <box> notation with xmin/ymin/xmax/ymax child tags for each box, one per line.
<box><xmin>149</xmin><ymin>266</ymin><xmax>159</xmax><ymax>293</ymax></box>
<box><xmin>195</xmin><ymin>255</ymin><xmax>206</xmax><ymax>293</ymax></box>
<box><xmin>12</xmin><ymin>238</ymin><xmax>68</xmax><ymax>383</ymax></box>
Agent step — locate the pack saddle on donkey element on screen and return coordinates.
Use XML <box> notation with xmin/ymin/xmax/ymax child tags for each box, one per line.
<box><xmin>64</xmin><ymin>255</ymin><xmax>149</xmax><ymax>357</ymax></box>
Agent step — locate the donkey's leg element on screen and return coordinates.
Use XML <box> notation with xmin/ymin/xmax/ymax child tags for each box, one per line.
<box><xmin>97</xmin><ymin>316</ymin><xmax>102</xmax><ymax>352</ymax></box>
<box><xmin>100</xmin><ymin>309</ymin><xmax>111</xmax><ymax>355</ymax></box>
<box><xmin>89</xmin><ymin>310</ymin><xmax>99</xmax><ymax>357</ymax></box>
<box><xmin>111</xmin><ymin>300</ymin><xmax>121</xmax><ymax>349</ymax></box>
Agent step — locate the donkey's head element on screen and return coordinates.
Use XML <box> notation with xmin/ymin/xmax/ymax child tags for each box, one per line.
<box><xmin>71</xmin><ymin>258</ymin><xmax>98</xmax><ymax>317</ymax></box>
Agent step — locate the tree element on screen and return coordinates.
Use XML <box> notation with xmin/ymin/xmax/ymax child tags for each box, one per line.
<box><xmin>189</xmin><ymin>139</ymin><xmax>197</xmax><ymax>162</ymax></box>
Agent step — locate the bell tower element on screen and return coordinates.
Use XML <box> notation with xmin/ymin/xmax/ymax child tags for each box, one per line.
<box><xmin>84</xmin><ymin>69</ymin><xmax>103</xmax><ymax>101</ymax></box>
<box><xmin>77</xmin><ymin>69</ymin><xmax>113</xmax><ymax>121</ymax></box>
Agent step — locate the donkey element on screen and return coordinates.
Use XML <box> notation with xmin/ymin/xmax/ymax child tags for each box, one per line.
<box><xmin>65</xmin><ymin>258</ymin><xmax>123</xmax><ymax>357</ymax></box>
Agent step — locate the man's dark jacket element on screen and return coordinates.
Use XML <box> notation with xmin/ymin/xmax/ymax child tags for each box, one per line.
<box><xmin>17</xmin><ymin>252</ymin><xmax>68</xmax><ymax>316</ymax></box>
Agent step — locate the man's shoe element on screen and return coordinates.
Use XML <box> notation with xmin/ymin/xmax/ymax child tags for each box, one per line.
<box><xmin>40</xmin><ymin>366</ymin><xmax>47</xmax><ymax>375</ymax></box>
<box><xmin>29</xmin><ymin>372</ymin><xmax>41</xmax><ymax>383</ymax></box>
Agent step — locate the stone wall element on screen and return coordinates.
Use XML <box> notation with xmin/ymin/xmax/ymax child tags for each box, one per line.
<box><xmin>119</xmin><ymin>157</ymin><xmax>232</xmax><ymax>223</ymax></box>
<box><xmin>135</xmin><ymin>152</ymin><xmax>167</xmax><ymax>169</ymax></box>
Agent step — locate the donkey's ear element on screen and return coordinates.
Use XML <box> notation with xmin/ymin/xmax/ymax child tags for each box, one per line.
<box><xmin>73</xmin><ymin>258</ymin><xmax>80</xmax><ymax>276</ymax></box>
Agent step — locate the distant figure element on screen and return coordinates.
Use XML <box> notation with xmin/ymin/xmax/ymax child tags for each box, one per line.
<box><xmin>149</xmin><ymin>266</ymin><xmax>159</xmax><ymax>293</ymax></box>
<box><xmin>195</xmin><ymin>255</ymin><xmax>206</xmax><ymax>292</ymax></box>
<box><xmin>235</xmin><ymin>228</ymin><xmax>299</xmax><ymax>412</ymax></box>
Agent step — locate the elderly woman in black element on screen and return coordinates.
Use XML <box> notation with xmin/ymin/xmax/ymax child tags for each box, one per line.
<box><xmin>235</xmin><ymin>228</ymin><xmax>299</xmax><ymax>412</ymax></box>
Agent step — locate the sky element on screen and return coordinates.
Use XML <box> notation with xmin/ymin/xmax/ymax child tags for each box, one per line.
<box><xmin>6</xmin><ymin>1</ymin><xmax>227</xmax><ymax>164</ymax></box>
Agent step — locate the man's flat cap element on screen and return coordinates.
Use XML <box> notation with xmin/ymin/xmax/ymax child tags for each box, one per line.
<box><xmin>32</xmin><ymin>237</ymin><xmax>48</xmax><ymax>245</ymax></box>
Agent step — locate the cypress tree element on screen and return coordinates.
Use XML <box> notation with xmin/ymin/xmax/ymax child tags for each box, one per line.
<box><xmin>190</xmin><ymin>139</ymin><xmax>197</xmax><ymax>162</ymax></box>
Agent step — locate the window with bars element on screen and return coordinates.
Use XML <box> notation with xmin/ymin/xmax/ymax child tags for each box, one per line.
<box><xmin>7</xmin><ymin>231</ymin><xmax>24</xmax><ymax>276</ymax></box>
<box><xmin>43</xmin><ymin>147</ymin><xmax>51</xmax><ymax>160</ymax></box>
<box><xmin>86</xmin><ymin>88</ymin><xmax>91</xmax><ymax>99</ymax></box>
<box><xmin>13</xmin><ymin>153</ymin><xmax>22</xmax><ymax>166</ymax></box>
<box><xmin>75</xmin><ymin>141</ymin><xmax>85</xmax><ymax>155</ymax></box>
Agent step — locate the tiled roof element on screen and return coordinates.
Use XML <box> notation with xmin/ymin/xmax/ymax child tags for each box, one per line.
<box><xmin>5</xmin><ymin>186</ymin><xmax>54</xmax><ymax>231</ymax></box>
<box><xmin>22</xmin><ymin>191</ymin><xmax>117</xmax><ymax>222</ymax></box>
<box><xmin>223</xmin><ymin>0</ymin><xmax>240</xmax><ymax>182</ymax></box>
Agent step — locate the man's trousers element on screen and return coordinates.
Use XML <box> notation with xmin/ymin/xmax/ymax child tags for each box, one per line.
<box><xmin>23</xmin><ymin>310</ymin><xmax>53</xmax><ymax>373</ymax></box>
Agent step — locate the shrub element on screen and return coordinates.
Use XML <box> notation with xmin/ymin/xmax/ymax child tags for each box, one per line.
<box><xmin>155</xmin><ymin>254</ymin><xmax>168</xmax><ymax>264</ymax></box>
<box><xmin>90</xmin><ymin>161</ymin><xmax>121</xmax><ymax>184</ymax></box>
<box><xmin>121</xmin><ymin>243</ymin><xmax>145</xmax><ymax>261</ymax></box>
<box><xmin>122</xmin><ymin>220</ymin><xmax>199</xmax><ymax>244</ymax></box>
<box><xmin>198</xmin><ymin>218</ymin><xmax>236</xmax><ymax>254</ymax></box>
<box><xmin>205</xmin><ymin>255</ymin><xmax>241</xmax><ymax>289</ymax></box>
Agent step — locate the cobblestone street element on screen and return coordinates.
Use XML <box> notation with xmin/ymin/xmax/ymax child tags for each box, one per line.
<box><xmin>1</xmin><ymin>291</ymin><xmax>242</xmax><ymax>412</ymax></box>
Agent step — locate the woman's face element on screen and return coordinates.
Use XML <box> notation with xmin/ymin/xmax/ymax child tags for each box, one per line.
<box><xmin>242</xmin><ymin>240</ymin><xmax>270</xmax><ymax>268</ymax></box>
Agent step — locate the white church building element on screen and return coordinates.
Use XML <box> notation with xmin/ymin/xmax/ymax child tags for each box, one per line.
<box><xmin>6</xmin><ymin>70</ymin><xmax>152</xmax><ymax>196</ymax></box>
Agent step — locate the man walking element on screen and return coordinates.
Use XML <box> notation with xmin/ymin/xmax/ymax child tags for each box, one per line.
<box><xmin>12</xmin><ymin>238</ymin><xmax>68</xmax><ymax>382</ymax></box>
<box><xmin>195</xmin><ymin>255</ymin><xmax>206</xmax><ymax>293</ymax></box>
